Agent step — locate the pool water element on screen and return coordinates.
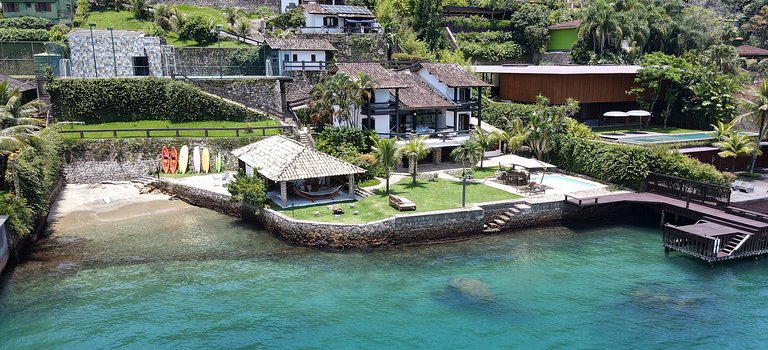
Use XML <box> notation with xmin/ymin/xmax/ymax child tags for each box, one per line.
<box><xmin>619</xmin><ymin>132</ymin><xmax>713</xmax><ymax>144</ymax></box>
<box><xmin>538</xmin><ymin>173</ymin><xmax>599</xmax><ymax>190</ymax></box>
<box><xmin>2</xmin><ymin>210</ymin><xmax>768</xmax><ymax>348</ymax></box>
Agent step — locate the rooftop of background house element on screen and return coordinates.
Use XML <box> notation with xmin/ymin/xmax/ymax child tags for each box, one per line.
<box><xmin>473</xmin><ymin>65</ymin><xmax>641</xmax><ymax>75</ymax></box>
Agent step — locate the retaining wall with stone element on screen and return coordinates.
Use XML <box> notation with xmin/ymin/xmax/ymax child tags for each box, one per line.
<box><xmin>150</xmin><ymin>180</ymin><xmax>242</xmax><ymax>217</ymax></box>
<box><xmin>63</xmin><ymin>137</ymin><xmax>263</xmax><ymax>183</ymax></box>
<box><xmin>262</xmin><ymin>206</ymin><xmax>485</xmax><ymax>249</ymax></box>
<box><xmin>294</xmin><ymin>33</ymin><xmax>387</xmax><ymax>62</ymax></box>
<box><xmin>197</xmin><ymin>78</ymin><xmax>284</xmax><ymax>111</ymax></box>
<box><xmin>285</xmin><ymin>70</ymin><xmax>324</xmax><ymax>103</ymax></box>
<box><xmin>148</xmin><ymin>0</ymin><xmax>279</xmax><ymax>11</ymax></box>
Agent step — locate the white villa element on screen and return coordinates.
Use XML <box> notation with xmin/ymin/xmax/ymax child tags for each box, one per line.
<box><xmin>327</xmin><ymin>62</ymin><xmax>491</xmax><ymax>164</ymax></box>
<box><xmin>264</xmin><ymin>37</ymin><xmax>337</xmax><ymax>76</ymax></box>
<box><xmin>299</xmin><ymin>2</ymin><xmax>380</xmax><ymax>33</ymax></box>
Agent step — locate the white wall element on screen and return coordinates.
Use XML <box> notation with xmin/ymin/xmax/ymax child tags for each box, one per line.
<box><xmin>374</xmin><ymin>89</ymin><xmax>390</xmax><ymax>103</ymax></box>
<box><xmin>280</xmin><ymin>50</ymin><xmax>327</xmax><ymax>73</ymax></box>
<box><xmin>280</xmin><ymin>0</ymin><xmax>299</xmax><ymax>13</ymax></box>
<box><xmin>417</xmin><ymin>69</ymin><xmax>450</xmax><ymax>98</ymax></box>
<box><xmin>302</xmin><ymin>13</ymin><xmax>342</xmax><ymax>33</ymax></box>
<box><xmin>374</xmin><ymin>115</ymin><xmax>391</xmax><ymax>135</ymax></box>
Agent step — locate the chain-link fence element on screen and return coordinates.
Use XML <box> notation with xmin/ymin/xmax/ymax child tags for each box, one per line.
<box><xmin>0</xmin><ymin>41</ymin><xmax>69</xmax><ymax>76</ymax></box>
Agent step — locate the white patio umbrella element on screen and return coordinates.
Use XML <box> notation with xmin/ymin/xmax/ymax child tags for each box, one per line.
<box><xmin>603</xmin><ymin>111</ymin><xmax>629</xmax><ymax>117</ymax></box>
<box><xmin>626</xmin><ymin>110</ymin><xmax>652</xmax><ymax>125</ymax></box>
<box><xmin>487</xmin><ymin>154</ymin><xmax>556</xmax><ymax>185</ymax></box>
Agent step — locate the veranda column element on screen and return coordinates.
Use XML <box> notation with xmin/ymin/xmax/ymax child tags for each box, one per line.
<box><xmin>280</xmin><ymin>181</ymin><xmax>288</xmax><ymax>207</ymax></box>
<box><xmin>348</xmin><ymin>174</ymin><xmax>355</xmax><ymax>199</ymax></box>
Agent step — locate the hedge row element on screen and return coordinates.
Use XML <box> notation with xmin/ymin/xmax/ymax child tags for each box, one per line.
<box><xmin>47</xmin><ymin>78</ymin><xmax>265</xmax><ymax>123</ymax></box>
<box><xmin>551</xmin><ymin>134</ymin><xmax>731</xmax><ymax>189</ymax></box>
<box><xmin>482</xmin><ymin>98</ymin><xmax>537</xmax><ymax>131</ymax></box>
<box><xmin>445</xmin><ymin>16</ymin><xmax>513</xmax><ymax>31</ymax></box>
<box><xmin>456</xmin><ymin>32</ymin><xmax>524</xmax><ymax>62</ymax></box>
<box><xmin>0</xmin><ymin>28</ymin><xmax>49</xmax><ymax>41</ymax></box>
<box><xmin>0</xmin><ymin>16</ymin><xmax>51</xmax><ymax>29</ymax></box>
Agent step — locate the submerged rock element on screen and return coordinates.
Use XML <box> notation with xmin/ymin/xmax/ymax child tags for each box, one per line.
<box><xmin>448</xmin><ymin>277</ymin><xmax>496</xmax><ymax>303</ymax></box>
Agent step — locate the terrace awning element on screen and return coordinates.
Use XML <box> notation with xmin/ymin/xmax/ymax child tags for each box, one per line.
<box><xmin>490</xmin><ymin>154</ymin><xmax>556</xmax><ymax>170</ymax></box>
<box><xmin>626</xmin><ymin>110</ymin><xmax>651</xmax><ymax>117</ymax></box>
<box><xmin>603</xmin><ymin>111</ymin><xmax>629</xmax><ymax>117</ymax></box>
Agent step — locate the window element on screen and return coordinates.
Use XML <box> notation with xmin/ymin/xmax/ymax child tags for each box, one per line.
<box><xmin>133</xmin><ymin>56</ymin><xmax>150</xmax><ymax>76</ymax></box>
<box><xmin>323</xmin><ymin>16</ymin><xmax>339</xmax><ymax>27</ymax></box>
<box><xmin>2</xmin><ymin>3</ymin><xmax>19</xmax><ymax>12</ymax></box>
<box><xmin>310</xmin><ymin>54</ymin><xmax>316</xmax><ymax>62</ymax></box>
<box><xmin>457</xmin><ymin>88</ymin><xmax>471</xmax><ymax>101</ymax></box>
<box><xmin>35</xmin><ymin>2</ymin><xmax>52</xmax><ymax>12</ymax></box>
<box><xmin>283</xmin><ymin>54</ymin><xmax>289</xmax><ymax>62</ymax></box>
<box><xmin>26</xmin><ymin>3</ymin><xmax>32</xmax><ymax>8</ymax></box>
<box><xmin>292</xmin><ymin>54</ymin><xmax>298</xmax><ymax>62</ymax></box>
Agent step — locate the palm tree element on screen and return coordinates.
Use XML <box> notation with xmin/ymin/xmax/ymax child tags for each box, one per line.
<box><xmin>309</xmin><ymin>73</ymin><xmax>373</xmax><ymax>128</ymax></box>
<box><xmin>738</xmin><ymin>80</ymin><xmax>768</xmax><ymax>172</ymax></box>
<box><xmin>471</xmin><ymin>127</ymin><xmax>495</xmax><ymax>169</ymax></box>
<box><xmin>716</xmin><ymin>133</ymin><xmax>761</xmax><ymax>172</ymax></box>
<box><xmin>0</xmin><ymin>81</ymin><xmax>44</xmax><ymax>191</ymax></box>
<box><xmin>370</xmin><ymin>135</ymin><xmax>400</xmax><ymax>194</ymax></box>
<box><xmin>400</xmin><ymin>136</ymin><xmax>431</xmax><ymax>184</ymax></box>
<box><xmin>153</xmin><ymin>4</ymin><xmax>174</xmax><ymax>30</ymax></box>
<box><xmin>704</xmin><ymin>44</ymin><xmax>742</xmax><ymax>75</ymax></box>
<box><xmin>450</xmin><ymin>140</ymin><xmax>483</xmax><ymax>177</ymax></box>
<box><xmin>230</xmin><ymin>18</ymin><xmax>252</xmax><ymax>42</ymax></box>
<box><xmin>709</xmin><ymin>120</ymin><xmax>734</xmax><ymax>146</ymax></box>
<box><xmin>579</xmin><ymin>0</ymin><xmax>623</xmax><ymax>53</ymax></box>
<box><xmin>222</xmin><ymin>7</ymin><xmax>243</xmax><ymax>27</ymax></box>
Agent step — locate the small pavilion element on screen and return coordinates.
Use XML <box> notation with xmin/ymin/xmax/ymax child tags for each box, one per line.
<box><xmin>231</xmin><ymin>135</ymin><xmax>366</xmax><ymax>208</ymax></box>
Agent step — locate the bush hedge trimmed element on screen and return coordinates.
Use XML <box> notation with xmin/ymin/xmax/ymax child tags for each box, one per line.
<box><xmin>0</xmin><ymin>28</ymin><xmax>50</xmax><ymax>41</ymax></box>
<box><xmin>551</xmin><ymin>133</ymin><xmax>731</xmax><ymax>189</ymax></box>
<box><xmin>0</xmin><ymin>16</ymin><xmax>51</xmax><ymax>29</ymax></box>
<box><xmin>482</xmin><ymin>98</ymin><xmax>537</xmax><ymax>130</ymax></box>
<box><xmin>47</xmin><ymin>78</ymin><xmax>264</xmax><ymax>123</ymax></box>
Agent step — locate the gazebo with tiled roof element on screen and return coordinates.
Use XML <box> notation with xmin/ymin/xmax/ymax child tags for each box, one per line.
<box><xmin>232</xmin><ymin>135</ymin><xmax>365</xmax><ymax>207</ymax></box>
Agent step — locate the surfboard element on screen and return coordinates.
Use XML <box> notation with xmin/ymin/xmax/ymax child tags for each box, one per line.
<box><xmin>193</xmin><ymin>146</ymin><xmax>201</xmax><ymax>173</ymax></box>
<box><xmin>161</xmin><ymin>146</ymin><xmax>170</xmax><ymax>174</ymax></box>
<box><xmin>170</xmin><ymin>146</ymin><xmax>178</xmax><ymax>174</ymax></box>
<box><xmin>215</xmin><ymin>152</ymin><xmax>222</xmax><ymax>173</ymax></box>
<box><xmin>178</xmin><ymin>145</ymin><xmax>189</xmax><ymax>174</ymax></box>
<box><xmin>201</xmin><ymin>147</ymin><xmax>210</xmax><ymax>173</ymax></box>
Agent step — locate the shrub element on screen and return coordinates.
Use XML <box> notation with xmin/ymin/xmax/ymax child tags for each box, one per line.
<box><xmin>445</xmin><ymin>16</ymin><xmax>513</xmax><ymax>31</ymax></box>
<box><xmin>267</xmin><ymin>7</ymin><xmax>305</xmax><ymax>29</ymax></box>
<box><xmin>551</xmin><ymin>133</ymin><xmax>730</xmax><ymax>189</ymax></box>
<box><xmin>482</xmin><ymin>98</ymin><xmax>537</xmax><ymax>131</ymax></box>
<box><xmin>315</xmin><ymin>127</ymin><xmax>376</xmax><ymax>154</ymax></box>
<box><xmin>0</xmin><ymin>28</ymin><xmax>50</xmax><ymax>41</ymax></box>
<box><xmin>455</xmin><ymin>32</ymin><xmax>524</xmax><ymax>62</ymax></box>
<box><xmin>47</xmin><ymin>78</ymin><xmax>264</xmax><ymax>123</ymax></box>
<box><xmin>179</xmin><ymin>15</ymin><xmax>216</xmax><ymax>44</ymax></box>
<box><xmin>227</xmin><ymin>171</ymin><xmax>267</xmax><ymax>211</ymax></box>
<box><xmin>0</xmin><ymin>16</ymin><xmax>51</xmax><ymax>29</ymax></box>
<box><xmin>48</xmin><ymin>24</ymin><xmax>71</xmax><ymax>42</ymax></box>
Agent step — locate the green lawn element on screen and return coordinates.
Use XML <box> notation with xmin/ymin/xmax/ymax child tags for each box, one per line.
<box><xmin>56</xmin><ymin>120</ymin><xmax>282</xmax><ymax>139</ymax></box>
<box><xmin>83</xmin><ymin>9</ymin><xmax>253</xmax><ymax>48</ymax></box>
<box><xmin>359</xmin><ymin>177</ymin><xmax>381</xmax><ymax>187</ymax></box>
<box><xmin>447</xmin><ymin>166</ymin><xmax>500</xmax><ymax>179</ymax></box>
<box><xmin>593</xmin><ymin>125</ymin><xmax>704</xmax><ymax>134</ymax></box>
<box><xmin>278</xmin><ymin>179</ymin><xmax>522</xmax><ymax>224</ymax></box>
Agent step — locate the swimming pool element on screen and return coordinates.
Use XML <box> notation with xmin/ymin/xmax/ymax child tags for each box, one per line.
<box><xmin>538</xmin><ymin>173</ymin><xmax>600</xmax><ymax>190</ymax></box>
<box><xmin>616</xmin><ymin>132</ymin><xmax>714</xmax><ymax>144</ymax></box>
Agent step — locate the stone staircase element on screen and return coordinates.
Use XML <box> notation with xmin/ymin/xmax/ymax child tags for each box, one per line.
<box><xmin>355</xmin><ymin>186</ymin><xmax>374</xmax><ymax>198</ymax></box>
<box><xmin>483</xmin><ymin>204</ymin><xmax>531</xmax><ymax>233</ymax></box>
<box><xmin>131</xmin><ymin>176</ymin><xmax>158</xmax><ymax>187</ymax></box>
<box><xmin>297</xmin><ymin>127</ymin><xmax>315</xmax><ymax>148</ymax></box>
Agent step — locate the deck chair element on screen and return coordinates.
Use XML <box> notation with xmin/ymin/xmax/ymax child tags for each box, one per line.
<box><xmin>740</xmin><ymin>182</ymin><xmax>755</xmax><ymax>193</ymax></box>
<box><xmin>732</xmin><ymin>180</ymin><xmax>744</xmax><ymax>191</ymax></box>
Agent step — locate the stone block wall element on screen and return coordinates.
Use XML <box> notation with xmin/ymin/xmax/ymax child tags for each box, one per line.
<box><xmin>63</xmin><ymin>137</ymin><xmax>262</xmax><ymax>183</ymax></box>
<box><xmin>284</xmin><ymin>70</ymin><xmax>324</xmax><ymax>103</ymax></box>
<box><xmin>175</xmin><ymin>47</ymin><xmax>266</xmax><ymax>77</ymax></box>
<box><xmin>148</xmin><ymin>0</ymin><xmax>278</xmax><ymax>10</ymax></box>
<box><xmin>196</xmin><ymin>78</ymin><xmax>283</xmax><ymax>111</ymax></box>
<box><xmin>480</xmin><ymin>200</ymin><xmax>565</xmax><ymax>230</ymax></box>
<box><xmin>68</xmin><ymin>33</ymin><xmax>163</xmax><ymax>77</ymax></box>
<box><xmin>294</xmin><ymin>33</ymin><xmax>387</xmax><ymax>62</ymax></box>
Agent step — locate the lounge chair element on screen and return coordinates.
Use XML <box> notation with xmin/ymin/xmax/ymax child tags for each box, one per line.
<box><xmin>732</xmin><ymin>180</ymin><xmax>743</xmax><ymax>191</ymax></box>
<box><xmin>389</xmin><ymin>194</ymin><xmax>416</xmax><ymax>211</ymax></box>
<box><xmin>740</xmin><ymin>182</ymin><xmax>755</xmax><ymax>193</ymax></box>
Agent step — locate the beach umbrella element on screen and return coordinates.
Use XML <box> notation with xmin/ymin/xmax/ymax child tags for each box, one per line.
<box><xmin>603</xmin><ymin>111</ymin><xmax>629</xmax><ymax>117</ymax></box>
<box><xmin>626</xmin><ymin>110</ymin><xmax>652</xmax><ymax>125</ymax></box>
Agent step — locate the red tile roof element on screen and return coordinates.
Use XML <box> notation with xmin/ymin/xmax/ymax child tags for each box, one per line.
<box><xmin>737</xmin><ymin>45</ymin><xmax>768</xmax><ymax>57</ymax></box>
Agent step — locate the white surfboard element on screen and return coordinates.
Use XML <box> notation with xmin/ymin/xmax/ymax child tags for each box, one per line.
<box><xmin>192</xmin><ymin>146</ymin><xmax>201</xmax><ymax>173</ymax></box>
<box><xmin>103</xmin><ymin>196</ymin><xmax>111</xmax><ymax>204</ymax></box>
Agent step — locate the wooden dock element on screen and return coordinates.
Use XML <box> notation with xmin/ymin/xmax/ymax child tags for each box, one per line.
<box><xmin>565</xmin><ymin>173</ymin><xmax>768</xmax><ymax>263</ymax></box>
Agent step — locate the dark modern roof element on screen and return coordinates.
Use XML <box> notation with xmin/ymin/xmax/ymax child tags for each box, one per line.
<box><xmin>413</xmin><ymin>63</ymin><xmax>491</xmax><ymax>88</ymax></box>
<box><xmin>302</xmin><ymin>3</ymin><xmax>375</xmax><ymax>18</ymax></box>
<box><xmin>548</xmin><ymin>19</ymin><xmax>581</xmax><ymax>30</ymax></box>
<box><xmin>331</xmin><ymin>62</ymin><xmax>408</xmax><ymax>89</ymax></box>
<box><xmin>264</xmin><ymin>38</ymin><xmax>336</xmax><ymax>51</ymax></box>
<box><xmin>391</xmin><ymin>72</ymin><xmax>454</xmax><ymax>109</ymax></box>
<box><xmin>0</xmin><ymin>73</ymin><xmax>35</xmax><ymax>92</ymax></box>
<box><xmin>737</xmin><ymin>45</ymin><xmax>768</xmax><ymax>57</ymax></box>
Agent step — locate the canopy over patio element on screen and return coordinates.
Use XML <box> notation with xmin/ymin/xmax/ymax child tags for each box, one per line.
<box><xmin>232</xmin><ymin>135</ymin><xmax>366</xmax><ymax>207</ymax></box>
<box><xmin>488</xmin><ymin>154</ymin><xmax>556</xmax><ymax>170</ymax></box>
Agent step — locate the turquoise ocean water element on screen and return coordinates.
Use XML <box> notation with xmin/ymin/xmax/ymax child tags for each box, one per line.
<box><xmin>1</xmin><ymin>207</ymin><xmax>768</xmax><ymax>349</ymax></box>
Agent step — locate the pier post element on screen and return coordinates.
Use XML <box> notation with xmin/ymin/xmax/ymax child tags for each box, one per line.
<box><xmin>660</xmin><ymin>210</ymin><xmax>665</xmax><ymax>228</ymax></box>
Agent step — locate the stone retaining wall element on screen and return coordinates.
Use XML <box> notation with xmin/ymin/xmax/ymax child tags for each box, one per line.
<box><xmin>148</xmin><ymin>0</ymin><xmax>279</xmax><ymax>12</ymax></box>
<box><xmin>294</xmin><ymin>33</ymin><xmax>387</xmax><ymax>62</ymax></box>
<box><xmin>285</xmin><ymin>70</ymin><xmax>324</xmax><ymax>103</ymax></box>
<box><xmin>197</xmin><ymin>78</ymin><xmax>283</xmax><ymax>111</ymax></box>
<box><xmin>262</xmin><ymin>206</ymin><xmax>485</xmax><ymax>249</ymax></box>
<box><xmin>63</xmin><ymin>138</ymin><xmax>260</xmax><ymax>183</ymax></box>
<box><xmin>149</xmin><ymin>180</ymin><xmax>242</xmax><ymax>217</ymax></box>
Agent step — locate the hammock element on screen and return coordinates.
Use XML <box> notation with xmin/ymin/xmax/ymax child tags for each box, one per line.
<box><xmin>291</xmin><ymin>184</ymin><xmax>345</xmax><ymax>202</ymax></box>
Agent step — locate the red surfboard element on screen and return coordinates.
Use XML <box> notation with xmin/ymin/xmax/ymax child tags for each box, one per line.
<box><xmin>169</xmin><ymin>146</ymin><xmax>178</xmax><ymax>174</ymax></box>
<box><xmin>161</xmin><ymin>146</ymin><xmax>170</xmax><ymax>174</ymax></box>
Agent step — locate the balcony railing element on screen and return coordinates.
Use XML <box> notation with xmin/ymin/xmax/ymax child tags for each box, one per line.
<box><xmin>297</xmin><ymin>26</ymin><xmax>382</xmax><ymax>34</ymax></box>
<box><xmin>282</xmin><ymin>61</ymin><xmax>329</xmax><ymax>72</ymax></box>
<box><xmin>362</xmin><ymin>101</ymin><xmax>398</xmax><ymax>115</ymax></box>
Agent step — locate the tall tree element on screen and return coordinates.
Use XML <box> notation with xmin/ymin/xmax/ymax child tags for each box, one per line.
<box><xmin>578</xmin><ymin>0</ymin><xmax>623</xmax><ymax>53</ymax></box>
<box><xmin>222</xmin><ymin>7</ymin><xmax>244</xmax><ymax>27</ymax></box>
<box><xmin>715</xmin><ymin>133</ymin><xmax>761</xmax><ymax>171</ymax></box>
<box><xmin>231</xmin><ymin>18</ymin><xmax>252</xmax><ymax>42</ymax></box>
<box><xmin>400</xmin><ymin>136</ymin><xmax>431</xmax><ymax>184</ymax></box>
<box><xmin>703</xmin><ymin>44</ymin><xmax>742</xmax><ymax>75</ymax></box>
<box><xmin>412</xmin><ymin>0</ymin><xmax>444</xmax><ymax>51</ymax></box>
<box><xmin>370</xmin><ymin>135</ymin><xmax>400</xmax><ymax>194</ymax></box>
<box><xmin>739</xmin><ymin>80</ymin><xmax>768</xmax><ymax>172</ymax></box>
<box><xmin>742</xmin><ymin>5</ymin><xmax>768</xmax><ymax>48</ymax></box>
<box><xmin>450</xmin><ymin>140</ymin><xmax>483</xmax><ymax>177</ymax></box>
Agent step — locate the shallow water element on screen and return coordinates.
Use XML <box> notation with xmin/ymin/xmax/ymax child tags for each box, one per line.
<box><xmin>1</xmin><ymin>206</ymin><xmax>768</xmax><ymax>349</ymax></box>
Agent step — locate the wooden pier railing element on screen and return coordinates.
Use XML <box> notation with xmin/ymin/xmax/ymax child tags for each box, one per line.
<box><xmin>59</xmin><ymin>126</ymin><xmax>291</xmax><ymax>139</ymax></box>
<box><xmin>644</xmin><ymin>173</ymin><xmax>731</xmax><ymax>208</ymax></box>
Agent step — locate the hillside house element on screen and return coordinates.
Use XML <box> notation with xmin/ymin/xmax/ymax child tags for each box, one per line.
<box><xmin>300</xmin><ymin>2</ymin><xmax>379</xmax><ymax>33</ymax></box>
<box><xmin>66</xmin><ymin>29</ymin><xmax>163</xmax><ymax>78</ymax></box>
<box><xmin>1</xmin><ymin>0</ymin><xmax>73</xmax><ymax>24</ymax></box>
<box><xmin>265</xmin><ymin>37</ymin><xmax>336</xmax><ymax>76</ymax></box>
